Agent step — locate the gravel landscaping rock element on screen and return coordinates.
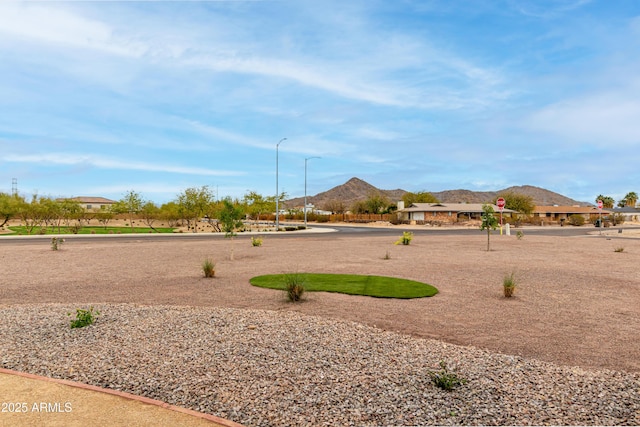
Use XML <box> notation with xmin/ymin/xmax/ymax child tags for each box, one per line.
<box><xmin>1</xmin><ymin>303</ymin><xmax>638</xmax><ymax>426</ymax></box>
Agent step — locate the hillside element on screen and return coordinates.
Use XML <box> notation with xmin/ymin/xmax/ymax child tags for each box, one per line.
<box><xmin>285</xmin><ymin>178</ymin><xmax>589</xmax><ymax>210</ymax></box>
<box><xmin>432</xmin><ymin>185</ymin><xmax>590</xmax><ymax>207</ymax></box>
<box><xmin>286</xmin><ymin>177</ymin><xmax>405</xmax><ymax>210</ymax></box>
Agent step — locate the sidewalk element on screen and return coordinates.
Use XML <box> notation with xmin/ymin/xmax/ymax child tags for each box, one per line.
<box><xmin>0</xmin><ymin>369</ymin><xmax>243</xmax><ymax>427</ymax></box>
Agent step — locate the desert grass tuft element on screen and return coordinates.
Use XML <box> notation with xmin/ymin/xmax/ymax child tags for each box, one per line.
<box><xmin>202</xmin><ymin>258</ymin><xmax>216</xmax><ymax>278</ymax></box>
<box><xmin>428</xmin><ymin>361</ymin><xmax>467</xmax><ymax>391</ymax></box>
<box><xmin>283</xmin><ymin>272</ymin><xmax>306</xmax><ymax>302</ymax></box>
<box><xmin>503</xmin><ymin>271</ymin><xmax>516</xmax><ymax>297</ymax></box>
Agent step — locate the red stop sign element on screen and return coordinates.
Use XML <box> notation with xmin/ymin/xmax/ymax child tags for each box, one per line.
<box><xmin>497</xmin><ymin>197</ymin><xmax>506</xmax><ymax>210</ymax></box>
<box><xmin>597</xmin><ymin>199</ymin><xmax>603</xmax><ymax>209</ymax></box>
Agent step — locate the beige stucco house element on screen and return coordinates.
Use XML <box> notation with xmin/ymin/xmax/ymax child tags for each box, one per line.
<box><xmin>63</xmin><ymin>197</ymin><xmax>116</xmax><ymax>211</ymax></box>
<box><xmin>532</xmin><ymin>206</ymin><xmax>610</xmax><ymax>223</ymax></box>
<box><xmin>396</xmin><ymin>202</ymin><xmax>515</xmax><ymax>224</ymax></box>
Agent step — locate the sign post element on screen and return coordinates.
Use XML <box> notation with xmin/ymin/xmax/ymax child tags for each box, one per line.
<box><xmin>497</xmin><ymin>197</ymin><xmax>506</xmax><ymax>235</ymax></box>
<box><xmin>597</xmin><ymin>199</ymin><xmax>603</xmax><ymax>235</ymax></box>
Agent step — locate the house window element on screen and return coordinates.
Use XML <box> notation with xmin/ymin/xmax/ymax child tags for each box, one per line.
<box><xmin>86</xmin><ymin>204</ymin><xmax>92</xmax><ymax>210</ymax></box>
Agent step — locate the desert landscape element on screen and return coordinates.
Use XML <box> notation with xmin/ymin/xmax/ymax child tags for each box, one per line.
<box><xmin>0</xmin><ymin>228</ymin><xmax>639</xmax><ymax>425</ymax></box>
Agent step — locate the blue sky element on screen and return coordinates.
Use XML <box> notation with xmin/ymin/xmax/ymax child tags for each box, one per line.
<box><xmin>1</xmin><ymin>0</ymin><xmax>639</xmax><ymax>205</ymax></box>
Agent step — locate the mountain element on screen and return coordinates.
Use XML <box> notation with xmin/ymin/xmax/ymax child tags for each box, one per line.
<box><xmin>285</xmin><ymin>178</ymin><xmax>590</xmax><ymax>210</ymax></box>
<box><xmin>432</xmin><ymin>185</ymin><xmax>590</xmax><ymax>207</ymax></box>
<box><xmin>286</xmin><ymin>177</ymin><xmax>404</xmax><ymax>210</ymax></box>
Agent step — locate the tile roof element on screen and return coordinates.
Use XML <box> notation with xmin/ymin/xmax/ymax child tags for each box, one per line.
<box><xmin>533</xmin><ymin>206</ymin><xmax>610</xmax><ymax>214</ymax></box>
<box><xmin>400</xmin><ymin>203</ymin><xmax>516</xmax><ymax>213</ymax></box>
<box><xmin>66</xmin><ymin>197</ymin><xmax>116</xmax><ymax>204</ymax></box>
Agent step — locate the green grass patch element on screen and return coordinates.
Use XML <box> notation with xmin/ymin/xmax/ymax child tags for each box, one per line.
<box><xmin>5</xmin><ymin>226</ymin><xmax>175</xmax><ymax>235</ymax></box>
<box><xmin>250</xmin><ymin>273</ymin><xmax>438</xmax><ymax>299</ymax></box>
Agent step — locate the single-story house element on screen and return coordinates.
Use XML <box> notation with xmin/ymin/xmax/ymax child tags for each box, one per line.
<box><xmin>61</xmin><ymin>197</ymin><xmax>116</xmax><ymax>211</ymax></box>
<box><xmin>612</xmin><ymin>206</ymin><xmax>640</xmax><ymax>223</ymax></box>
<box><xmin>396</xmin><ymin>202</ymin><xmax>515</xmax><ymax>223</ymax></box>
<box><xmin>532</xmin><ymin>206</ymin><xmax>611</xmax><ymax>223</ymax></box>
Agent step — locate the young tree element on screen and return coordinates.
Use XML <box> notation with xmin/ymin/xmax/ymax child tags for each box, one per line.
<box><xmin>17</xmin><ymin>195</ymin><xmax>47</xmax><ymax>235</ymax></box>
<box><xmin>175</xmin><ymin>186</ymin><xmax>215</xmax><ymax>232</ymax></box>
<box><xmin>39</xmin><ymin>197</ymin><xmax>60</xmax><ymax>231</ymax></box>
<box><xmin>95</xmin><ymin>208</ymin><xmax>114</xmax><ymax>230</ymax></box>
<box><xmin>139</xmin><ymin>201</ymin><xmax>160</xmax><ymax>231</ymax></box>
<box><xmin>494</xmin><ymin>191</ymin><xmax>534</xmax><ymax>215</ymax></box>
<box><xmin>159</xmin><ymin>201</ymin><xmax>182</xmax><ymax>228</ymax></box>
<box><xmin>365</xmin><ymin>192</ymin><xmax>390</xmax><ymax>214</ymax></box>
<box><xmin>114</xmin><ymin>190</ymin><xmax>144</xmax><ymax>232</ymax></box>
<box><xmin>323</xmin><ymin>199</ymin><xmax>346</xmax><ymax>214</ymax></box>
<box><xmin>480</xmin><ymin>204</ymin><xmax>499</xmax><ymax>251</ymax></box>
<box><xmin>351</xmin><ymin>199</ymin><xmax>368</xmax><ymax>214</ymax></box>
<box><xmin>219</xmin><ymin>198</ymin><xmax>245</xmax><ymax>260</ymax></box>
<box><xmin>352</xmin><ymin>193</ymin><xmax>390</xmax><ymax>214</ymax></box>
<box><xmin>58</xmin><ymin>199</ymin><xmax>83</xmax><ymax>232</ymax></box>
<box><xmin>243</xmin><ymin>191</ymin><xmax>275</xmax><ymax>227</ymax></box>
<box><xmin>0</xmin><ymin>193</ymin><xmax>22</xmax><ymax>228</ymax></box>
<box><xmin>402</xmin><ymin>191</ymin><xmax>440</xmax><ymax>205</ymax></box>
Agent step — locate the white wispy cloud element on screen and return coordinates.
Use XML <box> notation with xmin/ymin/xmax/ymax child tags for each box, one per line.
<box><xmin>523</xmin><ymin>90</ymin><xmax>640</xmax><ymax>147</ymax></box>
<box><xmin>509</xmin><ymin>0</ymin><xmax>593</xmax><ymax>18</ymax></box>
<box><xmin>0</xmin><ymin>2</ymin><xmax>147</xmax><ymax>57</ymax></box>
<box><xmin>2</xmin><ymin>153</ymin><xmax>244</xmax><ymax>177</ymax></box>
<box><xmin>0</xmin><ymin>1</ymin><xmax>508</xmax><ymax>111</ymax></box>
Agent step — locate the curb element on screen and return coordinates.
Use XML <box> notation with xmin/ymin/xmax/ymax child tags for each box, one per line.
<box><xmin>0</xmin><ymin>368</ymin><xmax>244</xmax><ymax>427</ymax></box>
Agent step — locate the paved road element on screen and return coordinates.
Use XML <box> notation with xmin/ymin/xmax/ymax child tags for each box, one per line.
<box><xmin>2</xmin><ymin>223</ymin><xmax>637</xmax><ymax>245</ymax></box>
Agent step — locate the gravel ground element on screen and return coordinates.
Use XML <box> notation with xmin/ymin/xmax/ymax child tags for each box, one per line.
<box><xmin>1</xmin><ymin>303</ymin><xmax>638</xmax><ymax>426</ymax></box>
<box><xmin>1</xmin><ymin>230</ymin><xmax>639</xmax><ymax>425</ymax></box>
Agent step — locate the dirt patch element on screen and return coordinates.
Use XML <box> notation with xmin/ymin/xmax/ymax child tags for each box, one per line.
<box><xmin>1</xmin><ymin>231</ymin><xmax>639</xmax><ymax>372</ymax></box>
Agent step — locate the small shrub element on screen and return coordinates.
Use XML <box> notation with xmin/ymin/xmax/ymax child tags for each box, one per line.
<box><xmin>297</xmin><ymin>225</ymin><xmax>307</xmax><ymax>230</ymax></box>
<box><xmin>383</xmin><ymin>250</ymin><xmax>391</xmax><ymax>260</ymax></box>
<box><xmin>429</xmin><ymin>361</ymin><xmax>467</xmax><ymax>391</ymax></box>
<box><xmin>516</xmin><ymin>230</ymin><xmax>524</xmax><ymax>240</ymax></box>
<box><xmin>202</xmin><ymin>258</ymin><xmax>216</xmax><ymax>278</ymax></box>
<box><xmin>284</xmin><ymin>226</ymin><xmax>297</xmax><ymax>231</ymax></box>
<box><xmin>567</xmin><ymin>214</ymin><xmax>585</xmax><ymax>226</ymax></box>
<box><xmin>283</xmin><ymin>272</ymin><xmax>306</xmax><ymax>302</ymax></box>
<box><xmin>614</xmin><ymin>247</ymin><xmax>625</xmax><ymax>253</ymax></box>
<box><xmin>604</xmin><ymin>213</ymin><xmax>625</xmax><ymax>226</ymax></box>
<box><xmin>251</xmin><ymin>236</ymin><xmax>263</xmax><ymax>247</ymax></box>
<box><xmin>394</xmin><ymin>231</ymin><xmax>413</xmax><ymax>245</ymax></box>
<box><xmin>68</xmin><ymin>307</ymin><xmax>99</xmax><ymax>329</ymax></box>
<box><xmin>50</xmin><ymin>237</ymin><xmax>65</xmax><ymax>251</ymax></box>
<box><xmin>503</xmin><ymin>271</ymin><xmax>516</xmax><ymax>297</ymax></box>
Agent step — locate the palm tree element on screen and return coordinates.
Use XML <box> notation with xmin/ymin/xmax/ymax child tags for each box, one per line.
<box><xmin>623</xmin><ymin>192</ymin><xmax>638</xmax><ymax>208</ymax></box>
<box><xmin>595</xmin><ymin>195</ymin><xmax>615</xmax><ymax>209</ymax></box>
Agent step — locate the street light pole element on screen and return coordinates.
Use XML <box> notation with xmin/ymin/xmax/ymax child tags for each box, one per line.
<box><xmin>304</xmin><ymin>156</ymin><xmax>320</xmax><ymax>228</ymax></box>
<box><xmin>275</xmin><ymin>138</ymin><xmax>286</xmax><ymax>231</ymax></box>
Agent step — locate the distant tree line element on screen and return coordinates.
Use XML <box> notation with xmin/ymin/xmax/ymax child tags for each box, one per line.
<box><xmin>0</xmin><ymin>186</ymin><xmax>284</xmax><ymax>235</ymax></box>
<box><xmin>1</xmin><ymin>187</ymin><xmax>636</xmax><ymax>234</ymax></box>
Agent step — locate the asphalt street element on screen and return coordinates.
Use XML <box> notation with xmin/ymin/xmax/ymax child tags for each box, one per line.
<box><xmin>1</xmin><ymin>223</ymin><xmax>637</xmax><ymax>245</ymax></box>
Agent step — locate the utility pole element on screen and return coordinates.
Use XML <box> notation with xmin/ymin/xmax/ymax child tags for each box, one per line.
<box><xmin>304</xmin><ymin>157</ymin><xmax>320</xmax><ymax>228</ymax></box>
<box><xmin>275</xmin><ymin>138</ymin><xmax>286</xmax><ymax>231</ymax></box>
